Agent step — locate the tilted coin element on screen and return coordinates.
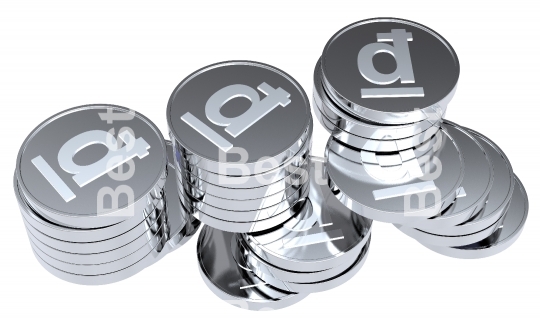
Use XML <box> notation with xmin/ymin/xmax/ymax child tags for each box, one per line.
<box><xmin>242</xmin><ymin>157</ymin><xmax>372</xmax><ymax>273</ymax></box>
<box><xmin>395</xmin><ymin>121</ymin><xmax>494</xmax><ymax>233</ymax></box>
<box><xmin>235</xmin><ymin>234</ymin><xmax>371</xmax><ymax>293</ymax></box>
<box><xmin>416</xmin><ymin>128</ymin><xmax>514</xmax><ymax>235</ymax></box>
<box><xmin>197</xmin><ymin>226</ymin><xmax>308</xmax><ymax>311</ymax></box>
<box><xmin>326</xmin><ymin>122</ymin><xmax>464</xmax><ymax>225</ymax></box>
<box><xmin>425</xmin><ymin>175</ymin><xmax>528</xmax><ymax>259</ymax></box>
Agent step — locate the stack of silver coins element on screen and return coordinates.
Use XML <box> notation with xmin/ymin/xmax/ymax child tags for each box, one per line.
<box><xmin>315</xmin><ymin>18</ymin><xmax>528</xmax><ymax>259</ymax></box>
<box><xmin>15</xmin><ymin>104</ymin><xmax>199</xmax><ymax>285</ymax></box>
<box><xmin>196</xmin><ymin>158</ymin><xmax>372</xmax><ymax>310</ymax></box>
<box><xmin>167</xmin><ymin>61</ymin><xmax>373</xmax><ymax>310</ymax></box>
<box><xmin>167</xmin><ymin>61</ymin><xmax>313</xmax><ymax>234</ymax></box>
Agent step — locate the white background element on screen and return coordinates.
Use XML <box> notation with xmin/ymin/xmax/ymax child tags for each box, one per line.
<box><xmin>0</xmin><ymin>0</ymin><xmax>538</xmax><ymax>324</ymax></box>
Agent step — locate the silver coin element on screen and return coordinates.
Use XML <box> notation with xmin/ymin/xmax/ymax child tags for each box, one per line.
<box><xmin>179</xmin><ymin>169</ymin><xmax>308</xmax><ymax>217</ymax></box>
<box><xmin>235</xmin><ymin>233</ymin><xmax>371</xmax><ymax>293</ymax></box>
<box><xmin>25</xmin><ymin>209</ymin><xmax>164</xmax><ymax>265</ymax></box>
<box><xmin>177</xmin><ymin>168</ymin><xmax>308</xmax><ymax>212</ymax></box>
<box><xmin>163</xmin><ymin>141</ymin><xmax>201</xmax><ymax>249</ymax></box>
<box><xmin>325</xmin><ymin>133</ymin><xmax>438</xmax><ymax>173</ymax></box>
<box><xmin>177</xmin><ymin>137</ymin><xmax>310</xmax><ymax>200</ymax></box>
<box><xmin>424</xmin><ymin>175</ymin><xmax>528</xmax><ymax>259</ymax></box>
<box><xmin>22</xmin><ymin>199</ymin><xmax>165</xmax><ymax>255</ymax></box>
<box><xmin>167</xmin><ymin>60</ymin><xmax>312</xmax><ymax>176</ymax></box>
<box><xmin>15</xmin><ymin>173</ymin><xmax>167</xmax><ymax>245</ymax></box>
<box><xmin>175</xmin><ymin>122</ymin><xmax>313</xmax><ymax>187</ymax></box>
<box><xmin>326</xmin><ymin>123</ymin><xmax>464</xmax><ymax>224</ymax></box>
<box><xmin>178</xmin><ymin>147</ymin><xmax>309</xmax><ymax>190</ymax></box>
<box><xmin>180</xmin><ymin>181</ymin><xmax>308</xmax><ymax>223</ymax></box>
<box><xmin>395</xmin><ymin>121</ymin><xmax>494</xmax><ymax>231</ymax></box>
<box><xmin>242</xmin><ymin>157</ymin><xmax>372</xmax><ymax>272</ymax></box>
<box><xmin>398</xmin><ymin>212</ymin><xmax>505</xmax><ymax>247</ymax></box>
<box><xmin>27</xmin><ymin>220</ymin><xmax>166</xmax><ymax>275</ymax></box>
<box><xmin>177</xmin><ymin>156</ymin><xmax>310</xmax><ymax>202</ymax></box>
<box><xmin>29</xmin><ymin>237</ymin><xmax>166</xmax><ymax>285</ymax></box>
<box><xmin>197</xmin><ymin>226</ymin><xmax>308</xmax><ymax>311</ymax></box>
<box><xmin>313</xmin><ymin>59</ymin><xmax>441</xmax><ymax>139</ymax></box>
<box><xmin>416</xmin><ymin>128</ymin><xmax>514</xmax><ymax>235</ymax></box>
<box><xmin>235</xmin><ymin>234</ymin><xmax>358</xmax><ymax>284</ymax></box>
<box><xmin>321</xmin><ymin>18</ymin><xmax>459</xmax><ymax>125</ymax></box>
<box><xmin>316</xmin><ymin>103</ymin><xmax>441</xmax><ymax>152</ymax></box>
<box><xmin>16</xmin><ymin>104</ymin><xmax>167</xmax><ymax>229</ymax></box>
<box><xmin>178</xmin><ymin>174</ymin><xmax>309</xmax><ymax>215</ymax></box>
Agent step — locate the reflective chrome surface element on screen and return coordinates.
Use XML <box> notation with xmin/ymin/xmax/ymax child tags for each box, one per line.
<box><xmin>320</xmin><ymin>18</ymin><xmax>459</xmax><ymax>125</ymax></box>
<box><xmin>16</xmin><ymin>104</ymin><xmax>168</xmax><ymax>229</ymax></box>
<box><xmin>197</xmin><ymin>226</ymin><xmax>308</xmax><ymax>311</ymax></box>
<box><xmin>314</xmin><ymin>59</ymin><xmax>442</xmax><ymax>140</ymax></box>
<box><xmin>243</xmin><ymin>157</ymin><xmax>372</xmax><ymax>272</ymax></box>
<box><xmin>16</xmin><ymin>139</ymin><xmax>199</xmax><ymax>285</ymax></box>
<box><xmin>326</xmin><ymin>122</ymin><xmax>464</xmax><ymax>225</ymax></box>
<box><xmin>395</xmin><ymin>121</ymin><xmax>494</xmax><ymax>232</ymax></box>
<box><xmin>168</xmin><ymin>60</ymin><xmax>312</xmax><ymax>175</ymax></box>
<box><xmin>425</xmin><ymin>175</ymin><xmax>528</xmax><ymax>259</ymax></box>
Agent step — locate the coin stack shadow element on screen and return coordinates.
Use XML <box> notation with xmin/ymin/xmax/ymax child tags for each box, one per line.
<box><xmin>167</xmin><ymin>61</ymin><xmax>373</xmax><ymax>310</ymax></box>
<box><xmin>315</xmin><ymin>18</ymin><xmax>528</xmax><ymax>260</ymax></box>
<box><xmin>15</xmin><ymin>105</ymin><xmax>200</xmax><ymax>285</ymax></box>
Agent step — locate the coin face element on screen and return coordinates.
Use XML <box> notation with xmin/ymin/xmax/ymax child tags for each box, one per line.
<box><xmin>167</xmin><ymin>61</ymin><xmax>311</xmax><ymax>164</ymax></box>
<box><xmin>16</xmin><ymin>104</ymin><xmax>167</xmax><ymax>225</ymax></box>
<box><xmin>321</xmin><ymin>18</ymin><xmax>459</xmax><ymax>123</ymax></box>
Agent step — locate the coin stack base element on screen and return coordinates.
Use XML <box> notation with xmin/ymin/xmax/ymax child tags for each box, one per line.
<box><xmin>196</xmin><ymin>157</ymin><xmax>373</xmax><ymax>310</ymax></box>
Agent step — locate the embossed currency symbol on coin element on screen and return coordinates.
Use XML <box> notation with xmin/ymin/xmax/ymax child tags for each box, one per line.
<box><xmin>358</xmin><ymin>29</ymin><xmax>424</xmax><ymax>99</ymax></box>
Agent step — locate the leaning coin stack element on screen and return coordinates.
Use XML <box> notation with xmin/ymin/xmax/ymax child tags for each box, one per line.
<box><xmin>167</xmin><ymin>61</ymin><xmax>372</xmax><ymax>310</ymax></box>
<box><xmin>15</xmin><ymin>104</ymin><xmax>199</xmax><ymax>285</ymax></box>
<box><xmin>196</xmin><ymin>157</ymin><xmax>372</xmax><ymax>310</ymax></box>
<box><xmin>315</xmin><ymin>18</ymin><xmax>528</xmax><ymax>259</ymax></box>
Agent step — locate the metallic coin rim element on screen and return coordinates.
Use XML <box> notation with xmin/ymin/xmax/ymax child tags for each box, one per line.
<box><xmin>395</xmin><ymin>121</ymin><xmax>495</xmax><ymax>229</ymax></box>
<box><xmin>27</xmin><ymin>219</ymin><xmax>166</xmax><ymax>275</ymax></box>
<box><xmin>22</xmin><ymin>202</ymin><xmax>166</xmax><ymax>254</ymax></box>
<box><xmin>237</xmin><ymin>226</ymin><xmax>370</xmax><ymax>282</ymax></box>
<box><xmin>179</xmin><ymin>179</ymin><xmax>309</xmax><ymax>222</ymax></box>
<box><xmin>176</xmin><ymin>134</ymin><xmax>311</xmax><ymax>190</ymax></box>
<box><xmin>187</xmin><ymin>197</ymin><xmax>308</xmax><ymax>234</ymax></box>
<box><xmin>16</xmin><ymin>173</ymin><xmax>168</xmax><ymax>243</ymax></box>
<box><xmin>313</xmin><ymin>59</ymin><xmax>442</xmax><ymax>139</ymax></box>
<box><xmin>245</xmin><ymin>236</ymin><xmax>371</xmax><ymax>293</ymax></box>
<box><xmin>316</xmin><ymin>102</ymin><xmax>441</xmax><ymax>152</ymax></box>
<box><xmin>196</xmin><ymin>225</ymin><xmax>308</xmax><ymax>311</ymax></box>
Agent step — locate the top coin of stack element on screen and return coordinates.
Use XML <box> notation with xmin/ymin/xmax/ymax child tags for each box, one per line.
<box><xmin>15</xmin><ymin>104</ymin><xmax>172</xmax><ymax>284</ymax></box>
<box><xmin>314</xmin><ymin>18</ymin><xmax>459</xmax><ymax>153</ymax></box>
<box><xmin>167</xmin><ymin>61</ymin><xmax>313</xmax><ymax>233</ymax></box>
